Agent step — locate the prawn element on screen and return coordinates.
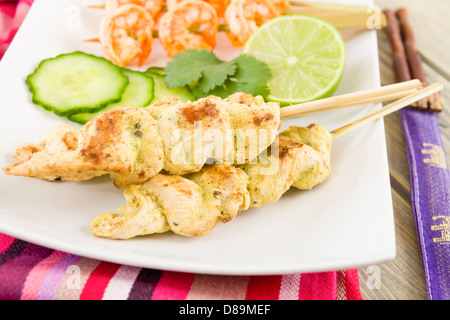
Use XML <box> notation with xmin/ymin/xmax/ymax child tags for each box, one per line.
<box><xmin>166</xmin><ymin>0</ymin><xmax>230</xmax><ymax>17</ymax></box>
<box><xmin>165</xmin><ymin>0</ymin><xmax>184</xmax><ymax>11</ymax></box>
<box><xmin>100</xmin><ymin>3</ymin><xmax>154</xmax><ymax>67</ymax></box>
<box><xmin>224</xmin><ymin>0</ymin><xmax>281</xmax><ymax>46</ymax></box>
<box><xmin>202</xmin><ymin>0</ymin><xmax>231</xmax><ymax>17</ymax></box>
<box><xmin>272</xmin><ymin>0</ymin><xmax>290</xmax><ymax>15</ymax></box>
<box><xmin>158</xmin><ymin>0</ymin><xmax>219</xmax><ymax>57</ymax></box>
<box><xmin>104</xmin><ymin>0</ymin><xmax>164</xmax><ymax>21</ymax></box>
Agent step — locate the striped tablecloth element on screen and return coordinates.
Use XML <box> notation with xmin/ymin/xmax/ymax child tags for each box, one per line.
<box><xmin>0</xmin><ymin>0</ymin><xmax>363</xmax><ymax>300</ymax></box>
<box><xmin>0</xmin><ymin>234</ymin><xmax>362</xmax><ymax>300</ymax></box>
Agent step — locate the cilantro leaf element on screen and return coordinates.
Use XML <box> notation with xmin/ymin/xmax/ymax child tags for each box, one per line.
<box><xmin>203</xmin><ymin>54</ymin><xmax>272</xmax><ymax>99</ymax></box>
<box><xmin>165</xmin><ymin>49</ymin><xmax>236</xmax><ymax>93</ymax></box>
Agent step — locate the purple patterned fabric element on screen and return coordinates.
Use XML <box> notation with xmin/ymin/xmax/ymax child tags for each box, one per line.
<box><xmin>400</xmin><ymin>108</ymin><xmax>450</xmax><ymax>300</ymax></box>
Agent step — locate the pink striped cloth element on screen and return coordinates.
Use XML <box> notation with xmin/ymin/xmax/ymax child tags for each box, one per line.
<box><xmin>0</xmin><ymin>0</ymin><xmax>32</xmax><ymax>59</ymax></box>
<box><xmin>0</xmin><ymin>0</ymin><xmax>363</xmax><ymax>300</ymax></box>
<box><xmin>0</xmin><ymin>234</ymin><xmax>362</xmax><ymax>300</ymax></box>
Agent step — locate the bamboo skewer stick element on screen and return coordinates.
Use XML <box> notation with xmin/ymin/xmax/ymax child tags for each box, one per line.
<box><xmin>280</xmin><ymin>79</ymin><xmax>422</xmax><ymax>119</ymax></box>
<box><xmin>330</xmin><ymin>82</ymin><xmax>443</xmax><ymax>138</ymax></box>
<box><xmin>288</xmin><ymin>0</ymin><xmax>369</xmax><ymax>11</ymax></box>
<box><xmin>284</xmin><ymin>9</ymin><xmax>386</xmax><ymax>30</ymax></box>
<box><xmin>286</xmin><ymin>1</ymin><xmax>387</xmax><ymax>29</ymax></box>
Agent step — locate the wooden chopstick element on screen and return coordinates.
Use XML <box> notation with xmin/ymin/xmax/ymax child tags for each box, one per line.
<box><xmin>395</xmin><ymin>8</ymin><xmax>444</xmax><ymax>112</ymax></box>
<box><xmin>330</xmin><ymin>82</ymin><xmax>443</xmax><ymax>138</ymax></box>
<box><xmin>280</xmin><ymin>79</ymin><xmax>422</xmax><ymax>119</ymax></box>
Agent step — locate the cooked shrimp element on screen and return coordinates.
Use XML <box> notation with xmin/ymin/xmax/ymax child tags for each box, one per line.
<box><xmin>166</xmin><ymin>0</ymin><xmax>230</xmax><ymax>17</ymax></box>
<box><xmin>100</xmin><ymin>4</ymin><xmax>154</xmax><ymax>67</ymax></box>
<box><xmin>158</xmin><ymin>0</ymin><xmax>219</xmax><ymax>57</ymax></box>
<box><xmin>224</xmin><ymin>0</ymin><xmax>281</xmax><ymax>46</ymax></box>
<box><xmin>104</xmin><ymin>0</ymin><xmax>164</xmax><ymax>20</ymax></box>
<box><xmin>165</xmin><ymin>0</ymin><xmax>183</xmax><ymax>11</ymax></box>
<box><xmin>205</xmin><ymin>0</ymin><xmax>231</xmax><ymax>17</ymax></box>
<box><xmin>272</xmin><ymin>0</ymin><xmax>290</xmax><ymax>14</ymax></box>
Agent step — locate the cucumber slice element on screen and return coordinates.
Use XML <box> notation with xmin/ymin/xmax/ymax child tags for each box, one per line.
<box><xmin>145</xmin><ymin>67</ymin><xmax>166</xmax><ymax>76</ymax></box>
<box><xmin>145</xmin><ymin>71</ymin><xmax>194</xmax><ymax>103</ymax></box>
<box><xmin>26</xmin><ymin>51</ymin><xmax>129</xmax><ymax>116</ymax></box>
<box><xmin>68</xmin><ymin>69</ymin><xmax>154</xmax><ymax>125</ymax></box>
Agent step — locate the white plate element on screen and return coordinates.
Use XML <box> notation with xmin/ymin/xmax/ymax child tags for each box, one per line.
<box><xmin>0</xmin><ymin>0</ymin><xmax>396</xmax><ymax>275</ymax></box>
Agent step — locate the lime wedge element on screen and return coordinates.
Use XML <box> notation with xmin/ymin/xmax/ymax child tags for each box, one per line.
<box><xmin>243</xmin><ymin>15</ymin><xmax>346</xmax><ymax>105</ymax></box>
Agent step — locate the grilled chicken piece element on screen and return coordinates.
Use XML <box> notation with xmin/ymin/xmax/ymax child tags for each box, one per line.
<box><xmin>90</xmin><ymin>184</ymin><xmax>170</xmax><ymax>239</ymax></box>
<box><xmin>145</xmin><ymin>96</ymin><xmax>184</xmax><ymax>120</ymax></box>
<box><xmin>91</xmin><ymin>164</ymin><xmax>249</xmax><ymax>238</ymax></box>
<box><xmin>187</xmin><ymin>164</ymin><xmax>250</xmax><ymax>222</ymax></box>
<box><xmin>240</xmin><ymin>137</ymin><xmax>307</xmax><ymax>208</ymax></box>
<box><xmin>4</xmin><ymin>124</ymin><xmax>107</xmax><ymax>182</ymax></box>
<box><xmin>225</xmin><ymin>93</ymin><xmax>281</xmax><ymax>163</ymax></box>
<box><xmin>141</xmin><ymin>174</ymin><xmax>222</xmax><ymax>237</ymax></box>
<box><xmin>241</xmin><ymin>124</ymin><xmax>332</xmax><ymax>207</ymax></box>
<box><xmin>3</xmin><ymin>106</ymin><xmax>165</xmax><ymax>188</ymax></box>
<box><xmin>12</xmin><ymin>125</ymin><xmax>79</xmax><ymax>162</ymax></box>
<box><xmin>157</xmin><ymin>95</ymin><xmax>280</xmax><ymax>175</ymax></box>
<box><xmin>157</xmin><ymin>97</ymin><xmax>235</xmax><ymax>175</ymax></box>
<box><xmin>280</xmin><ymin>124</ymin><xmax>332</xmax><ymax>190</ymax></box>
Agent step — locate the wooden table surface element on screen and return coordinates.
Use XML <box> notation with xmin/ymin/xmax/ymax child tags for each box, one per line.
<box><xmin>357</xmin><ymin>0</ymin><xmax>450</xmax><ymax>300</ymax></box>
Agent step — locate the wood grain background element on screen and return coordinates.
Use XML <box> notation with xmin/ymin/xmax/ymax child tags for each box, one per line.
<box><xmin>357</xmin><ymin>0</ymin><xmax>450</xmax><ymax>300</ymax></box>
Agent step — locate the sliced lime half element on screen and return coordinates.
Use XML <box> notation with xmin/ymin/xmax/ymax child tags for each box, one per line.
<box><xmin>243</xmin><ymin>15</ymin><xmax>346</xmax><ymax>105</ymax></box>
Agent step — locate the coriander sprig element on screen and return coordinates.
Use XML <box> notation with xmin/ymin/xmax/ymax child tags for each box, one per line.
<box><xmin>165</xmin><ymin>49</ymin><xmax>272</xmax><ymax>99</ymax></box>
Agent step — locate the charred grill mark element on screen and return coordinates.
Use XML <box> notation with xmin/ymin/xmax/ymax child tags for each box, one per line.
<box><xmin>180</xmin><ymin>99</ymin><xmax>220</xmax><ymax>124</ymax></box>
<box><xmin>23</xmin><ymin>145</ymin><xmax>41</xmax><ymax>155</ymax></box>
<box><xmin>61</xmin><ymin>132</ymin><xmax>78</xmax><ymax>150</ymax></box>
<box><xmin>253</xmin><ymin>112</ymin><xmax>274</xmax><ymax>125</ymax></box>
<box><xmin>138</xmin><ymin>171</ymin><xmax>146</xmax><ymax>178</ymax></box>
<box><xmin>80</xmin><ymin>111</ymin><xmax>122</xmax><ymax>164</ymax></box>
<box><xmin>278</xmin><ymin>139</ymin><xmax>304</xmax><ymax>159</ymax></box>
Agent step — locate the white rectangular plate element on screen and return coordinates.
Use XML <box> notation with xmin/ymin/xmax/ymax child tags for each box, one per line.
<box><xmin>0</xmin><ymin>0</ymin><xmax>396</xmax><ymax>275</ymax></box>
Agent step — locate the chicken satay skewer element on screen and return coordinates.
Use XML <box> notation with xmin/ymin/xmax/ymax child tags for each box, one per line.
<box><xmin>2</xmin><ymin>80</ymin><xmax>423</xmax><ymax>189</ymax></box>
<box><xmin>90</xmin><ymin>82</ymin><xmax>442</xmax><ymax>239</ymax></box>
